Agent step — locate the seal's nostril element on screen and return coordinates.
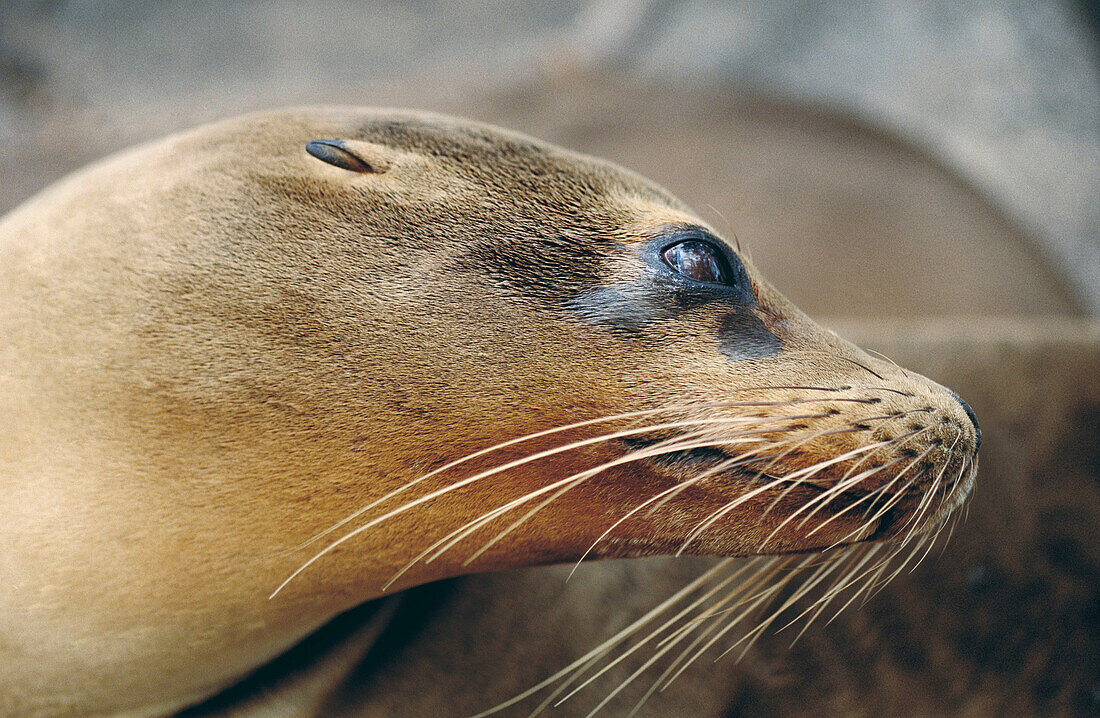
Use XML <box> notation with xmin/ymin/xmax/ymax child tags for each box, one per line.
<box><xmin>948</xmin><ymin>390</ymin><xmax>981</xmax><ymax>450</ymax></box>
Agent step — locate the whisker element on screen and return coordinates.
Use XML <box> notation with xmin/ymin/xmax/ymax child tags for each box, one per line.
<box><xmin>544</xmin><ymin>559</ymin><xmax>768</xmax><ymax>712</ymax></box>
<box><xmin>455</xmin><ymin>431</ymin><xmax>774</xmax><ymax>567</ymax></box>
<box><xmin>644</xmin><ymin>560</ymin><xmax>800</xmax><ymax>700</ymax></box>
<box><xmin>800</xmin><ymin>461</ymin><xmax>903</xmax><ymax>539</ymax></box>
<box><xmin>896</xmin><ymin>430</ymin><xmax>962</xmax><ymax>547</ymax></box>
<box><xmin>272</xmin><ymin>414</ymin><xmax>774</xmax><ymax>597</ymax></box>
<box><xmin>821</xmin><ymin>544</ymin><xmax>900</xmax><ymax>626</ymax></box>
<box><xmin>935</xmin><ymin>460</ymin><xmax>972</xmax><ymax>556</ymax></box>
<box><xmin>821</xmin><ymin>447</ymin><xmax>934</xmax><ymax>550</ymax></box>
<box><xmin>788</xmin><ymin>427</ymin><xmax>920</xmax><ymax>532</ymax></box>
<box><xmin>858</xmin><ymin>446</ymin><xmax>935</xmax><ymax>526</ymax></box>
<box><xmin>704</xmin><ymin>201</ymin><xmax>742</xmax><ymax>254</ymax></box>
<box><xmin>583</xmin><ymin>558</ymin><xmax>800</xmax><ymax>716</ymax></box>
<box><xmin>898</xmin><ymin>472</ymin><xmax>943</xmax><ymax>547</ymax></box>
<box><xmin>692</xmin><ymin>557</ymin><xmax>810</xmax><ymax>663</ymax></box>
<box><xmin>637</xmin><ymin>404</ymin><xmax>888</xmax><ymax>528</ymax></box>
<box><xmin>770</xmin><ymin>544</ymin><xmax>870</xmax><ymax>634</ymax></box>
<box><xmin>941</xmin><ymin>509</ymin><xmax>963</xmax><ymax>556</ymax></box>
<box><xmin>857</xmin><ymin>548</ymin><xmax>898</xmax><ymax>609</ymax></box>
<box><xmin>864</xmin><ymin>347</ymin><xmax>903</xmax><ymax>371</ymax></box>
<box><xmin>757</xmin><ymin>421</ymin><xmax>884</xmax><ymax>517</ymax></box>
<box><xmin>382</xmin><ymin>428</ymin><xmax>752</xmax><ymax>589</ymax></box>
<box><xmin>275</xmin><ymin>392</ymin><xmax>893</xmax><ymax>598</ymax></box>
<box><xmin>681</xmin><ymin>429</ymin><xmax>926</xmax><ymax>554</ymax></box>
<box><xmin>559</xmin><ymin>557</ymin><xmax>794</xmax><ymax>714</ymax></box>
<box><xmin>468</xmin><ymin>559</ymin><xmax>736</xmax><ymax>717</ymax></box>
<box><xmin>789</xmin><ymin>544</ymin><xmax>882</xmax><ymax>643</ymax></box>
<box><xmin>859</xmin><ymin>534</ymin><xmax>931</xmax><ymax>603</ymax></box>
<box><xmin>906</xmin><ymin>524</ymin><xmax>942</xmax><ymax>575</ymax></box>
<box><xmin>504</xmin><ymin>485</ymin><xmax>971</xmax><ymax>717</ymax></box>
<box><xmin>295</xmin><ymin>382</ymin><xmax>916</xmax><ymax>558</ymax></box>
<box><xmin>805</xmin><ymin>427</ymin><xmax>935</xmax><ymax>542</ymax></box>
<box><xmin>298</xmin><ymin>373</ymin><xmax>976</xmax><ymax>715</ymax></box>
<box><xmin>793</xmin><ymin>459</ymin><xmax>901</xmax><ymax>532</ymax></box>
<box><xmin>288</xmin><ymin>397</ymin><xmax>844</xmax><ymax>556</ymax></box>
<box><xmin>675</xmin><ymin>474</ymin><xmax>792</xmax><ymax>555</ymax></box>
<box><xmin>288</xmin><ymin>404</ymin><xmax>741</xmax><ymax>553</ymax></box>
<box><xmin>567</xmin><ymin>447</ymin><xmax>788</xmax><ymax>581</ymax></box>
<box><xmin>840</xmin><ymin>356</ymin><xmax>886</xmax><ymax>381</ymax></box>
<box><xmin>755</xmin><ymin>411</ymin><xmax>929</xmax><ymax>548</ymax></box>
<box><xmin>499</xmin><ymin>409</ymin><xmax>831</xmax><ymax>580</ymax></box>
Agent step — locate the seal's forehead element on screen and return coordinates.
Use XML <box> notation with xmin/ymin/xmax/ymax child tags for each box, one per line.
<box><xmin>347</xmin><ymin>113</ymin><xmax>686</xmax><ymax>211</ymax></box>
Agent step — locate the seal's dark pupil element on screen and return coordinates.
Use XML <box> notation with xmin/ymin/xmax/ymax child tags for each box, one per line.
<box><xmin>663</xmin><ymin>241</ymin><xmax>729</xmax><ymax>285</ymax></box>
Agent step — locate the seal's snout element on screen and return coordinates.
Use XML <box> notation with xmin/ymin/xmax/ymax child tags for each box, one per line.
<box><xmin>948</xmin><ymin>389</ymin><xmax>981</xmax><ymax>451</ymax></box>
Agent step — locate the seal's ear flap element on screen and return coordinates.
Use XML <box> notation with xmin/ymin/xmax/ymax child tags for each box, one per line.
<box><xmin>305</xmin><ymin>139</ymin><xmax>391</xmax><ymax>174</ymax></box>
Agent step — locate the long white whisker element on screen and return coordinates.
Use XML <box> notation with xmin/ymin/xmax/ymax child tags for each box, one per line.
<box><xmin>272</xmin><ymin>415</ymin><xmax>767</xmax><ymax>598</ymax></box>
<box><xmin>826</xmin><ymin>445</ymin><xmax>935</xmax><ymax>548</ymax></box>
<box><xmin>288</xmin><ymin>404</ymin><xmax>757</xmax><ymax>554</ymax></box>
<box><xmin>770</xmin><ymin>545</ymin><xmax>867</xmax><ymax>635</ymax></box>
<box><xmin>857</xmin><ymin>533</ymin><xmax>932</xmax><ymax>605</ymax></box>
<box><xmin>380</xmin><ymin>429</ymin><xmax>748</xmax><ymax>590</ymax></box>
<box><xmin>806</xmin><ymin>428</ymin><xmax>936</xmax><ymax>544</ymax></box>
<box><xmin>755</xmin><ymin>410</ymin><xmax>923</xmax><ymax>519</ymax></box>
<box><xmin>629</xmin><ymin>561</ymin><xmax>802</xmax><ymax>713</ymax></box>
<box><xmin>675</xmin><ymin>474</ymin><xmax>791</xmax><ymax>555</ymax></box>
<box><xmin>896</xmin><ymin>431</ymin><xmax>962</xmax><ymax>547</ymax></box>
<box><xmin>292</xmin><ymin>396</ymin><xmax>855</xmax><ymax>555</ymax></box>
<box><xmin>801</xmin><ymin>462</ymin><xmax>904</xmax><ymax>539</ymax></box>
<box><xmin>544</xmin><ymin>559</ymin><xmax>767</xmax><ymax>712</ymax></box>
<box><xmin>581</xmin><ymin>558</ymin><xmax>798</xmax><ymax>716</ymax></box>
<box><xmin>789</xmin><ymin>544</ymin><xmax>883</xmax><ymax>643</ymax></box>
<box><xmin>690</xmin><ymin>556</ymin><xmax>808</xmax><ymax>664</ymax></box>
<box><xmin>759</xmin><ymin>431</ymin><xmax>915</xmax><ymax>550</ymax></box>
<box><xmin>468</xmin><ymin>559</ymin><xmax>735</xmax><ymax>717</ymax></box>
<box><xmin>791</xmin><ymin>459</ymin><xmax>901</xmax><ymax>533</ymax></box>
<box><xmin>679</xmin><ymin>431</ymin><xmax>915</xmax><ymax>553</ymax></box>
<box><xmin>468</xmin><ymin>415</ymin><xmax>837</xmax><ymax>568</ymax></box>
<box><xmin>768</xmin><ymin>408</ymin><xmax>931</xmax><ymax>527</ymax></box>
<box><xmin>822</xmin><ymin>545</ymin><xmax>901</xmax><ymax>626</ymax></box>
<box><xmin>566</xmin><ymin>444</ymin><xmax>793</xmax><ymax>581</ymax></box>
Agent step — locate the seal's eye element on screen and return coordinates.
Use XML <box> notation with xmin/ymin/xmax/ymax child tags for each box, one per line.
<box><xmin>662</xmin><ymin>240</ymin><xmax>732</xmax><ymax>285</ymax></box>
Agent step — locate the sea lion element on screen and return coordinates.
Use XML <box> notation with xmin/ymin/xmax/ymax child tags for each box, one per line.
<box><xmin>0</xmin><ymin>108</ymin><xmax>979</xmax><ymax>716</ymax></box>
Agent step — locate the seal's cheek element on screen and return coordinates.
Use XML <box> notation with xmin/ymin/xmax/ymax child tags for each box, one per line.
<box><xmin>566</xmin><ymin>284</ymin><xmax>677</xmax><ymax>334</ymax></box>
<box><xmin>716</xmin><ymin>312</ymin><xmax>782</xmax><ymax>362</ymax></box>
<box><xmin>565</xmin><ymin>285</ymin><xmax>782</xmax><ymax>365</ymax></box>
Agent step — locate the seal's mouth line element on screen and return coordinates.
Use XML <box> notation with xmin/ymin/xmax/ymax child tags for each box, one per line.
<box><xmin>631</xmin><ymin>441</ymin><xmax>879</xmax><ymax>502</ymax></box>
<box><xmin>620</xmin><ymin>440</ymin><xmax>911</xmax><ymax>541</ymax></box>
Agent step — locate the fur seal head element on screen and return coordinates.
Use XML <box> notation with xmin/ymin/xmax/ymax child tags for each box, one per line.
<box><xmin>0</xmin><ymin>108</ymin><xmax>979</xmax><ymax>714</ymax></box>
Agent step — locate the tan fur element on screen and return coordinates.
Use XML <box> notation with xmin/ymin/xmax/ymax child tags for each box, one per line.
<box><xmin>0</xmin><ymin>108</ymin><xmax>978</xmax><ymax>715</ymax></box>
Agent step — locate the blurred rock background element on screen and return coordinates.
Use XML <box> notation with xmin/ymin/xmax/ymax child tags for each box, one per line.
<box><xmin>1</xmin><ymin>0</ymin><xmax>1097</xmax><ymax>312</ymax></box>
<box><xmin>1</xmin><ymin>1</ymin><xmax>1097</xmax><ymax>716</ymax></box>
